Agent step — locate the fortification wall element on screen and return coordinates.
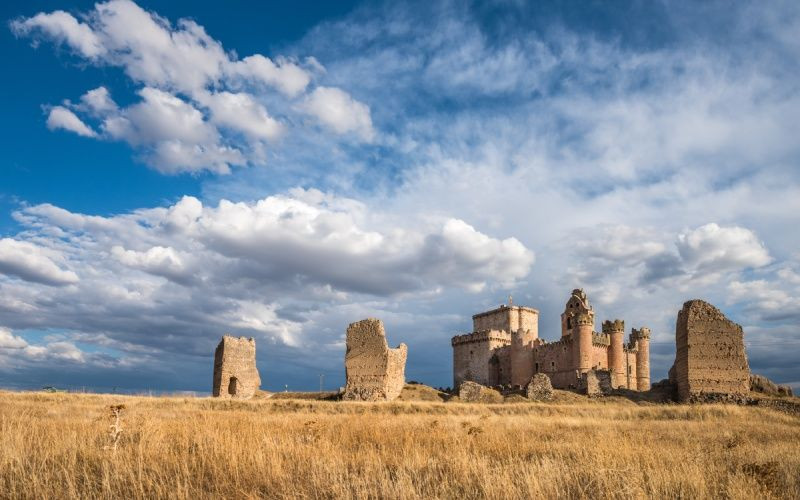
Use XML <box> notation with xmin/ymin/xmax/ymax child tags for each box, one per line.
<box><xmin>590</xmin><ymin>344</ymin><xmax>609</xmax><ymax>371</ymax></box>
<box><xmin>212</xmin><ymin>336</ymin><xmax>261</xmax><ymax>399</ymax></box>
<box><xmin>674</xmin><ymin>300</ymin><xmax>749</xmax><ymax>401</ymax></box>
<box><xmin>533</xmin><ymin>338</ymin><xmax>580</xmax><ymax>389</ymax></box>
<box><xmin>452</xmin><ymin>330</ymin><xmax>510</xmax><ymax>388</ymax></box>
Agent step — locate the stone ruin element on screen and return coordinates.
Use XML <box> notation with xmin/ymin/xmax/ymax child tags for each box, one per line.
<box><xmin>213</xmin><ymin>335</ymin><xmax>261</xmax><ymax>399</ymax></box>
<box><xmin>343</xmin><ymin>319</ymin><xmax>407</xmax><ymax>402</ymax></box>
<box><xmin>750</xmin><ymin>374</ymin><xmax>794</xmax><ymax>398</ymax></box>
<box><xmin>579</xmin><ymin>369</ymin><xmax>613</xmax><ymax>397</ymax></box>
<box><xmin>670</xmin><ymin>300</ymin><xmax>750</xmax><ymax>402</ymax></box>
<box><xmin>526</xmin><ymin>373</ymin><xmax>553</xmax><ymax>401</ymax></box>
<box><xmin>458</xmin><ymin>380</ymin><xmax>504</xmax><ymax>403</ymax></box>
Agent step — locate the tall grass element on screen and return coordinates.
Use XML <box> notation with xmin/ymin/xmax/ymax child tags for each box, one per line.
<box><xmin>0</xmin><ymin>391</ymin><xmax>798</xmax><ymax>499</ymax></box>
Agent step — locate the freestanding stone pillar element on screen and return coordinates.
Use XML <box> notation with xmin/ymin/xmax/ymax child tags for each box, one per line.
<box><xmin>343</xmin><ymin>318</ymin><xmax>407</xmax><ymax>402</ymax></box>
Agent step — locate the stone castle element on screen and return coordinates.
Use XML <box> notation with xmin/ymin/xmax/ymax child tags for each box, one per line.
<box><xmin>452</xmin><ymin>289</ymin><xmax>650</xmax><ymax>391</ymax></box>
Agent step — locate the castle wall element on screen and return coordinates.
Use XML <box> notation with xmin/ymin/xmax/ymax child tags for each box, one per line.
<box><xmin>533</xmin><ymin>338</ymin><xmax>580</xmax><ymax>389</ymax></box>
<box><xmin>510</xmin><ymin>330</ymin><xmax>536</xmax><ymax>386</ymax></box>
<box><xmin>623</xmin><ymin>348</ymin><xmax>638</xmax><ymax>390</ymax></box>
<box><xmin>590</xmin><ymin>343</ymin><xmax>609</xmax><ymax>370</ymax></box>
<box><xmin>452</xmin><ymin>330</ymin><xmax>511</xmax><ymax>388</ymax></box>
<box><xmin>674</xmin><ymin>300</ymin><xmax>749</xmax><ymax>401</ymax></box>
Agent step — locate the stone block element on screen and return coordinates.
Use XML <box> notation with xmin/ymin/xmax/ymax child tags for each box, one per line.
<box><xmin>458</xmin><ymin>381</ymin><xmax>504</xmax><ymax>403</ymax></box>
<box><xmin>580</xmin><ymin>369</ymin><xmax>613</xmax><ymax>396</ymax></box>
<box><xmin>526</xmin><ymin>373</ymin><xmax>554</xmax><ymax>401</ymax></box>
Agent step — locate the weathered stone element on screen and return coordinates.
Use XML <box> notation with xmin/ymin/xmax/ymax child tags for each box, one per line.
<box><xmin>458</xmin><ymin>381</ymin><xmax>504</xmax><ymax>403</ymax></box>
<box><xmin>212</xmin><ymin>335</ymin><xmax>260</xmax><ymax>399</ymax></box>
<box><xmin>579</xmin><ymin>369</ymin><xmax>613</xmax><ymax>396</ymax></box>
<box><xmin>343</xmin><ymin>318</ymin><xmax>407</xmax><ymax>402</ymax></box>
<box><xmin>526</xmin><ymin>373</ymin><xmax>553</xmax><ymax>401</ymax></box>
<box><xmin>674</xmin><ymin>300</ymin><xmax>750</xmax><ymax>402</ymax></box>
<box><xmin>750</xmin><ymin>374</ymin><xmax>794</xmax><ymax>397</ymax></box>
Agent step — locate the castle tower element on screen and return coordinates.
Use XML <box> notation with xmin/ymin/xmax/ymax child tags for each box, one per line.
<box><xmin>561</xmin><ymin>289</ymin><xmax>594</xmax><ymax>338</ymax></box>
<box><xmin>213</xmin><ymin>335</ymin><xmax>261</xmax><ymax>399</ymax></box>
<box><xmin>573</xmin><ymin>313</ymin><xmax>594</xmax><ymax>373</ymax></box>
<box><xmin>510</xmin><ymin>328</ymin><xmax>536</xmax><ymax>387</ymax></box>
<box><xmin>632</xmin><ymin>327</ymin><xmax>651</xmax><ymax>391</ymax></box>
<box><xmin>603</xmin><ymin>319</ymin><xmax>625</xmax><ymax>388</ymax></box>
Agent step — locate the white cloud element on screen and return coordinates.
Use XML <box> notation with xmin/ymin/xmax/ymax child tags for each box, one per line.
<box><xmin>0</xmin><ymin>327</ymin><xmax>27</xmax><ymax>349</ymax></box>
<box><xmin>46</xmin><ymin>106</ymin><xmax>97</xmax><ymax>137</ymax></box>
<box><xmin>0</xmin><ymin>238</ymin><xmax>79</xmax><ymax>286</ymax></box>
<box><xmin>80</xmin><ymin>86</ymin><xmax>117</xmax><ymax>115</ymax></box>
<box><xmin>0</xmin><ymin>191</ymin><xmax>533</xmax><ymax>363</ymax></box>
<box><xmin>300</xmin><ymin>86</ymin><xmax>375</xmax><ymax>141</ymax></box>
<box><xmin>11</xmin><ymin>10</ymin><xmax>105</xmax><ymax>58</ymax></box>
<box><xmin>677</xmin><ymin>223</ymin><xmax>771</xmax><ymax>273</ymax></box>
<box><xmin>229</xmin><ymin>55</ymin><xmax>311</xmax><ymax>97</ymax></box>
<box><xmin>199</xmin><ymin>91</ymin><xmax>283</xmax><ymax>141</ymax></box>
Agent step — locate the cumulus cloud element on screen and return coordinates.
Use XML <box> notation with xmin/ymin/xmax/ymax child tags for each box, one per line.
<box><xmin>46</xmin><ymin>106</ymin><xmax>97</xmax><ymax>137</ymax></box>
<box><xmin>0</xmin><ymin>191</ymin><xmax>533</xmax><ymax>369</ymax></box>
<box><xmin>0</xmin><ymin>238</ymin><xmax>79</xmax><ymax>286</ymax></box>
<box><xmin>300</xmin><ymin>86</ymin><xmax>375</xmax><ymax>141</ymax></box>
<box><xmin>11</xmin><ymin>0</ymin><xmax>373</xmax><ymax>174</ymax></box>
<box><xmin>677</xmin><ymin>223</ymin><xmax>771</xmax><ymax>273</ymax></box>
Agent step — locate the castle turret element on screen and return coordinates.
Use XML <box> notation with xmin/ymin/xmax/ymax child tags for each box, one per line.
<box><xmin>573</xmin><ymin>313</ymin><xmax>594</xmax><ymax>373</ymax></box>
<box><xmin>632</xmin><ymin>327</ymin><xmax>651</xmax><ymax>391</ymax></box>
<box><xmin>603</xmin><ymin>319</ymin><xmax>625</xmax><ymax>388</ymax></box>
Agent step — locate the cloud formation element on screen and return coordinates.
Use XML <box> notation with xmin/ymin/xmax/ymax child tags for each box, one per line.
<box><xmin>11</xmin><ymin>0</ymin><xmax>374</xmax><ymax>174</ymax></box>
<box><xmin>0</xmin><ymin>190</ymin><xmax>533</xmax><ymax>372</ymax></box>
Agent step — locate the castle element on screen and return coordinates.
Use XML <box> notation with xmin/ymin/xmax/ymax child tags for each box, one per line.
<box><xmin>451</xmin><ymin>289</ymin><xmax>650</xmax><ymax>391</ymax></box>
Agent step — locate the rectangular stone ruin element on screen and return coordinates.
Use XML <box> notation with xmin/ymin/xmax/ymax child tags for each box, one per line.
<box><xmin>343</xmin><ymin>318</ymin><xmax>407</xmax><ymax>402</ymax></box>
<box><xmin>213</xmin><ymin>335</ymin><xmax>261</xmax><ymax>399</ymax></box>
<box><xmin>673</xmin><ymin>300</ymin><xmax>750</xmax><ymax>402</ymax></box>
<box><xmin>579</xmin><ymin>369</ymin><xmax>613</xmax><ymax>396</ymax></box>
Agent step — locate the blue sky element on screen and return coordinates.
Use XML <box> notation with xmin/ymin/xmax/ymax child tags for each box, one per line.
<box><xmin>1</xmin><ymin>0</ymin><xmax>799</xmax><ymax>393</ymax></box>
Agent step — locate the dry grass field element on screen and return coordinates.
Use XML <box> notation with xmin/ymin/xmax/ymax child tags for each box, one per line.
<box><xmin>1</xmin><ymin>387</ymin><xmax>798</xmax><ymax>499</ymax></box>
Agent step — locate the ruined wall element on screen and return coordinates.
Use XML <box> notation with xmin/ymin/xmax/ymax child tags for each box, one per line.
<box><xmin>579</xmin><ymin>369</ymin><xmax>613</xmax><ymax>396</ymax></box>
<box><xmin>212</xmin><ymin>336</ymin><xmax>261</xmax><ymax>399</ymax></box>
<box><xmin>452</xmin><ymin>330</ymin><xmax>510</xmax><ymax>388</ymax></box>
<box><xmin>533</xmin><ymin>338</ymin><xmax>580</xmax><ymax>389</ymax></box>
<box><xmin>674</xmin><ymin>300</ymin><xmax>750</xmax><ymax>402</ymax></box>
<box><xmin>344</xmin><ymin>318</ymin><xmax>407</xmax><ymax>402</ymax></box>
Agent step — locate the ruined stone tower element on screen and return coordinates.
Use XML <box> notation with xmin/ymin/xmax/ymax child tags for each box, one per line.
<box><xmin>212</xmin><ymin>335</ymin><xmax>261</xmax><ymax>399</ymax></box>
<box><xmin>672</xmin><ymin>300</ymin><xmax>749</xmax><ymax>401</ymax></box>
<box><xmin>343</xmin><ymin>318</ymin><xmax>408</xmax><ymax>402</ymax></box>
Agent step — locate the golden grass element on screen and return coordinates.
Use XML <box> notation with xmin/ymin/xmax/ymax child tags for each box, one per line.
<box><xmin>1</xmin><ymin>390</ymin><xmax>798</xmax><ymax>499</ymax></box>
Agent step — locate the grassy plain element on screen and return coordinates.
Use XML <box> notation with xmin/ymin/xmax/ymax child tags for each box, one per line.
<box><xmin>0</xmin><ymin>387</ymin><xmax>798</xmax><ymax>499</ymax></box>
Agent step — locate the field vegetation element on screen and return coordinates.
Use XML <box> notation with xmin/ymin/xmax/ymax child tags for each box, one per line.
<box><xmin>1</xmin><ymin>387</ymin><xmax>798</xmax><ymax>499</ymax></box>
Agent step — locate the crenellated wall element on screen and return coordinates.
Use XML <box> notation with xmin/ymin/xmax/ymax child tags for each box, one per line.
<box><xmin>452</xmin><ymin>330</ymin><xmax>511</xmax><ymax>388</ymax></box>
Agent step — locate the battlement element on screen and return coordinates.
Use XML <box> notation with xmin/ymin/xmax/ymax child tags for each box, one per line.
<box><xmin>602</xmin><ymin>319</ymin><xmax>625</xmax><ymax>333</ymax></box>
<box><xmin>592</xmin><ymin>332</ymin><xmax>611</xmax><ymax>347</ymax></box>
<box><xmin>631</xmin><ymin>327</ymin><xmax>651</xmax><ymax>339</ymax></box>
<box><xmin>575</xmin><ymin>313</ymin><xmax>593</xmax><ymax>326</ymax></box>
<box><xmin>451</xmin><ymin>329</ymin><xmax>511</xmax><ymax>346</ymax></box>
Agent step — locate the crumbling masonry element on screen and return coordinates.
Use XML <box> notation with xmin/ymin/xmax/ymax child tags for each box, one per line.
<box><xmin>451</xmin><ymin>289</ymin><xmax>650</xmax><ymax>391</ymax></box>
<box><xmin>343</xmin><ymin>318</ymin><xmax>408</xmax><ymax>402</ymax></box>
<box><xmin>212</xmin><ymin>335</ymin><xmax>261</xmax><ymax>399</ymax></box>
<box><xmin>670</xmin><ymin>300</ymin><xmax>750</xmax><ymax>402</ymax></box>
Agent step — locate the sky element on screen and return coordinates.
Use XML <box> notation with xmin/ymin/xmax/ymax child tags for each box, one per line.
<box><xmin>1</xmin><ymin>0</ymin><xmax>799</xmax><ymax>394</ymax></box>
